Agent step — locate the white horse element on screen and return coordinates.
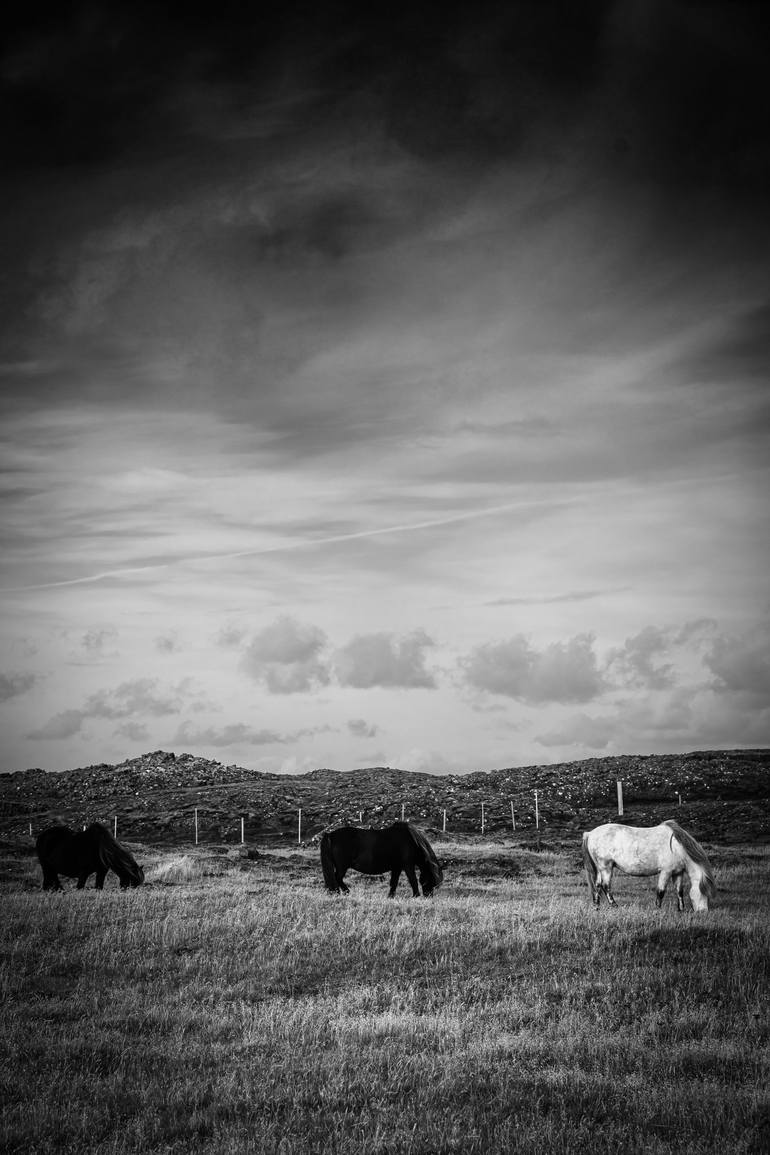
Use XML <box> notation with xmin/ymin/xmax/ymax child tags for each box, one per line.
<box><xmin>582</xmin><ymin>820</ymin><xmax>716</xmax><ymax>912</ymax></box>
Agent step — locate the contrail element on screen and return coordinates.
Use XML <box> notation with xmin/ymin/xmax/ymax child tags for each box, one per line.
<box><xmin>2</xmin><ymin>497</ymin><xmax>565</xmax><ymax>593</ymax></box>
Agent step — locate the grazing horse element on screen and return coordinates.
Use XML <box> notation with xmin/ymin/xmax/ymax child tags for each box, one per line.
<box><xmin>36</xmin><ymin>823</ymin><xmax>144</xmax><ymax>891</ymax></box>
<box><xmin>320</xmin><ymin>822</ymin><xmax>444</xmax><ymax>897</ymax></box>
<box><xmin>582</xmin><ymin>820</ymin><xmax>716</xmax><ymax>912</ymax></box>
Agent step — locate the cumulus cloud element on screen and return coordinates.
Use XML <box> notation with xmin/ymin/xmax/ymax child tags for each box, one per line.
<box><xmin>85</xmin><ymin>678</ymin><xmax>184</xmax><ymax>718</ymax></box>
<box><xmin>216</xmin><ymin>622</ymin><xmax>248</xmax><ymax>648</ymax></box>
<box><xmin>0</xmin><ymin>672</ymin><xmax>37</xmax><ymax>702</ymax></box>
<box><xmin>462</xmin><ymin>633</ymin><xmax>603</xmax><ymax>704</ymax></box>
<box><xmin>241</xmin><ymin>616</ymin><xmax>330</xmax><ymax>694</ymax></box>
<box><xmin>27</xmin><ymin>677</ymin><xmax>194</xmax><ymax>740</ymax></box>
<box><xmin>605</xmin><ymin>625</ymin><xmax>676</xmax><ymax>690</ymax></box>
<box><xmin>334</xmin><ymin>630</ymin><xmax>436</xmax><ymax>689</ymax></box>
<box><xmin>82</xmin><ymin>626</ymin><xmax>118</xmax><ymax>655</ymax></box>
<box><xmin>348</xmin><ymin>718</ymin><xmax>379</xmax><ymax>739</ymax></box>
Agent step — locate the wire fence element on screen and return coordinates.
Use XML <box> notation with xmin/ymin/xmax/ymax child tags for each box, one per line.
<box><xmin>13</xmin><ymin>778</ymin><xmax>694</xmax><ymax>845</ymax></box>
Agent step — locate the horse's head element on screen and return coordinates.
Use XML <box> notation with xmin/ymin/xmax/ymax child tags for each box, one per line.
<box><xmin>120</xmin><ymin>863</ymin><xmax>145</xmax><ymax>889</ymax></box>
<box><xmin>420</xmin><ymin>858</ymin><xmax>445</xmax><ymax>896</ymax></box>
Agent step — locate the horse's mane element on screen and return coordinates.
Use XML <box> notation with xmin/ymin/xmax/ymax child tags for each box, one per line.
<box><xmin>406</xmin><ymin>823</ymin><xmax>443</xmax><ymax>890</ymax></box>
<box><xmin>664</xmin><ymin>820</ymin><xmax>716</xmax><ymax>898</ymax></box>
<box><xmin>87</xmin><ymin>823</ymin><xmax>143</xmax><ymax>884</ymax></box>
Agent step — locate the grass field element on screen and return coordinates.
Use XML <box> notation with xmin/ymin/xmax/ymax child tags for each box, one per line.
<box><xmin>1</xmin><ymin>840</ymin><xmax>768</xmax><ymax>1154</ymax></box>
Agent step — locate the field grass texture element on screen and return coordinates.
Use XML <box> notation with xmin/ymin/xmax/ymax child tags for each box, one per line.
<box><xmin>2</xmin><ymin>842</ymin><xmax>768</xmax><ymax>1154</ymax></box>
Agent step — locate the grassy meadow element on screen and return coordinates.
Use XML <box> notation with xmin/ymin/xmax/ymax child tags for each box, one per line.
<box><xmin>1</xmin><ymin>839</ymin><xmax>768</xmax><ymax>1154</ymax></box>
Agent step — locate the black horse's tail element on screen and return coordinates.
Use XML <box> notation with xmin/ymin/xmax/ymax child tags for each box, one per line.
<box><xmin>89</xmin><ymin>823</ymin><xmax>144</xmax><ymax>886</ymax></box>
<box><xmin>582</xmin><ymin>832</ymin><xmax>598</xmax><ymax>902</ymax></box>
<box><xmin>407</xmin><ymin>824</ymin><xmax>443</xmax><ymax>893</ymax></box>
<box><xmin>320</xmin><ymin>833</ymin><xmax>338</xmax><ymax>891</ymax></box>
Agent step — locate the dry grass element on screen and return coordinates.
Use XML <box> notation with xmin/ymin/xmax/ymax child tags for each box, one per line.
<box><xmin>1</xmin><ymin>842</ymin><xmax>768</xmax><ymax>1153</ymax></box>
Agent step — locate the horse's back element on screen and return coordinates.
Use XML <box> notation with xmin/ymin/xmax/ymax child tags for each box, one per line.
<box><xmin>586</xmin><ymin>822</ymin><xmax>672</xmax><ymax>875</ymax></box>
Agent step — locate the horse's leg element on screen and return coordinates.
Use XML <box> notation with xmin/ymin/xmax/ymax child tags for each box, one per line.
<box><xmin>42</xmin><ymin>868</ymin><xmax>62</xmax><ymax>891</ymax></box>
<box><xmin>337</xmin><ymin>868</ymin><xmax>350</xmax><ymax>895</ymax></box>
<box><xmin>76</xmin><ymin>873</ymin><xmax>90</xmax><ymax>889</ymax></box>
<box><xmin>388</xmin><ymin>869</ymin><xmax>401</xmax><ymax>897</ymax></box>
<box><xmin>599</xmin><ymin>865</ymin><xmax>617</xmax><ymax>906</ymax></box>
<box><xmin>404</xmin><ymin>864</ymin><xmax>420</xmax><ymax>897</ymax></box>
<box><xmin>674</xmin><ymin>872</ymin><xmax>685</xmax><ymax>912</ymax></box>
<box><xmin>656</xmin><ymin>870</ymin><xmax>672</xmax><ymax>908</ymax></box>
<box><xmin>95</xmin><ymin>869</ymin><xmax>107</xmax><ymax>890</ymax></box>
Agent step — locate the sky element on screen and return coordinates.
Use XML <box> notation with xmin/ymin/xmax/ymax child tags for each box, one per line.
<box><xmin>1</xmin><ymin>0</ymin><xmax>769</xmax><ymax>775</ymax></box>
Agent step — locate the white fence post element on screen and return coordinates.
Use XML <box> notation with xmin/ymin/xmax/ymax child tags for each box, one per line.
<box><xmin>241</xmin><ymin>817</ymin><xmax>245</xmax><ymax>845</ymax></box>
<box><xmin>510</xmin><ymin>801</ymin><xmax>515</xmax><ymax>832</ymax></box>
<box><xmin>114</xmin><ymin>815</ymin><xmax>118</xmax><ymax>837</ymax></box>
<box><xmin>298</xmin><ymin>808</ymin><xmax>302</xmax><ymax>844</ymax></box>
<box><xmin>443</xmin><ymin>808</ymin><xmax>447</xmax><ymax>833</ymax></box>
<box><xmin>481</xmin><ymin>802</ymin><xmax>485</xmax><ymax>834</ymax></box>
<box><xmin>401</xmin><ymin>803</ymin><xmax>405</xmax><ymax>821</ymax></box>
<box><xmin>194</xmin><ymin>808</ymin><xmax>199</xmax><ymax>845</ymax></box>
<box><xmin>617</xmin><ymin>780</ymin><xmax>624</xmax><ymax>817</ymax></box>
<box><xmin>534</xmin><ymin>790</ymin><xmax>540</xmax><ymax>830</ymax></box>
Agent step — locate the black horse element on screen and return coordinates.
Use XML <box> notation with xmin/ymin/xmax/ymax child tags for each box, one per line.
<box><xmin>320</xmin><ymin>822</ymin><xmax>444</xmax><ymax>897</ymax></box>
<box><xmin>36</xmin><ymin>823</ymin><xmax>144</xmax><ymax>891</ymax></box>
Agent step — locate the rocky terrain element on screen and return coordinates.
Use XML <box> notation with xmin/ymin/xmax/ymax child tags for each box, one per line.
<box><xmin>1</xmin><ymin>748</ymin><xmax>768</xmax><ymax>847</ymax></box>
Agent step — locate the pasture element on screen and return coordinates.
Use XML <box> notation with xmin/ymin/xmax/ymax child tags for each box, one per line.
<box><xmin>1</xmin><ymin>838</ymin><xmax>768</xmax><ymax>1154</ymax></box>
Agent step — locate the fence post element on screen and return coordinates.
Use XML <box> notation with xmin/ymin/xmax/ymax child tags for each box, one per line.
<box><xmin>617</xmin><ymin>780</ymin><xmax>624</xmax><ymax>817</ymax></box>
<box><xmin>677</xmin><ymin>792</ymin><xmax>682</xmax><ymax>807</ymax></box>
<box><xmin>401</xmin><ymin>803</ymin><xmax>405</xmax><ymax>822</ymax></box>
<box><xmin>359</xmin><ymin>810</ymin><xmax>363</xmax><ymax>824</ymax></box>
<box><xmin>241</xmin><ymin>817</ymin><xmax>245</xmax><ymax>845</ymax></box>
<box><xmin>194</xmin><ymin>808</ymin><xmax>199</xmax><ymax>845</ymax></box>
<box><xmin>510</xmin><ymin>801</ymin><xmax>515</xmax><ymax>832</ymax></box>
<box><xmin>481</xmin><ymin>802</ymin><xmax>485</xmax><ymax>834</ymax></box>
<box><xmin>442</xmin><ymin>808</ymin><xmax>446</xmax><ymax>833</ymax></box>
<box><xmin>114</xmin><ymin>815</ymin><xmax>118</xmax><ymax>838</ymax></box>
<box><xmin>29</xmin><ymin>822</ymin><xmax>32</xmax><ymax>838</ymax></box>
<box><xmin>298</xmin><ymin>808</ymin><xmax>302</xmax><ymax>844</ymax></box>
<box><xmin>534</xmin><ymin>790</ymin><xmax>539</xmax><ymax>830</ymax></box>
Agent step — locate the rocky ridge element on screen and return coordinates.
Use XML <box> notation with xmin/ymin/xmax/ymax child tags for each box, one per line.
<box><xmin>1</xmin><ymin>748</ymin><xmax>768</xmax><ymax>846</ymax></box>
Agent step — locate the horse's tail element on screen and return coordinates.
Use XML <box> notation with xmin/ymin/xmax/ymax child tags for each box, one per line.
<box><xmin>664</xmin><ymin>820</ymin><xmax>716</xmax><ymax>900</ymax></box>
<box><xmin>582</xmin><ymin>832</ymin><xmax>598</xmax><ymax>901</ymax></box>
<box><xmin>407</xmin><ymin>824</ymin><xmax>443</xmax><ymax>892</ymax></box>
<box><xmin>320</xmin><ymin>833</ymin><xmax>338</xmax><ymax>891</ymax></box>
<box><xmin>89</xmin><ymin>823</ymin><xmax>144</xmax><ymax>886</ymax></box>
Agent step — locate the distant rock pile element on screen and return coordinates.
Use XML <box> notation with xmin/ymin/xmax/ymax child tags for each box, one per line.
<box><xmin>2</xmin><ymin>748</ymin><xmax>768</xmax><ymax>846</ymax></box>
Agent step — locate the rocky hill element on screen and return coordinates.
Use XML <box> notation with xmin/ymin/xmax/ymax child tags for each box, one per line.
<box><xmin>1</xmin><ymin>748</ymin><xmax>769</xmax><ymax>846</ymax></box>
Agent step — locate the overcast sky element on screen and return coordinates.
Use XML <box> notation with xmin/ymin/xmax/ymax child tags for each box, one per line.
<box><xmin>1</xmin><ymin>1</ymin><xmax>768</xmax><ymax>774</ymax></box>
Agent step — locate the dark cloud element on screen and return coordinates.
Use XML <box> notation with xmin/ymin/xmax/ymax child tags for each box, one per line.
<box><xmin>28</xmin><ymin>708</ymin><xmax>84</xmax><ymax>740</ymax></box>
<box><xmin>334</xmin><ymin>630</ymin><xmax>436</xmax><ymax>689</ymax></box>
<box><xmin>536</xmin><ymin>712</ymin><xmax>613</xmax><ymax>751</ymax></box>
<box><xmin>0</xmin><ymin>671</ymin><xmax>37</xmax><ymax>702</ymax></box>
<box><xmin>486</xmin><ymin>588</ymin><xmax>625</xmax><ymax>607</ymax></box>
<box><xmin>348</xmin><ymin>717</ymin><xmax>379</xmax><ymax>739</ymax></box>
<box><xmin>704</xmin><ymin>623</ymin><xmax>770</xmax><ymax>703</ymax></box>
<box><xmin>155</xmin><ymin>631</ymin><xmax>180</xmax><ymax>653</ymax></box>
<box><xmin>174</xmin><ymin>721</ymin><xmax>288</xmax><ymax>748</ymax></box>
<box><xmin>462</xmin><ymin>633</ymin><xmax>603</xmax><ymax>704</ymax></box>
